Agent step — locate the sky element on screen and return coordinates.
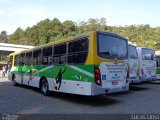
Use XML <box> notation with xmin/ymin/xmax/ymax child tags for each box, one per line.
<box><xmin>0</xmin><ymin>0</ymin><xmax>160</xmax><ymax>35</ymax></box>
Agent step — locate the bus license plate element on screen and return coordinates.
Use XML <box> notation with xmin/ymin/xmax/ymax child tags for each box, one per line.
<box><xmin>112</xmin><ymin>81</ymin><xmax>118</xmax><ymax>85</ymax></box>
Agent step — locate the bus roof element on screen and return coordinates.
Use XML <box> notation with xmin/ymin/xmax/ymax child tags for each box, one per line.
<box><xmin>96</xmin><ymin>31</ymin><xmax>127</xmax><ymax>40</ymax></box>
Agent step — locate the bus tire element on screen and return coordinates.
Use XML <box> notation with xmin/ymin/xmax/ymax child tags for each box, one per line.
<box><xmin>40</xmin><ymin>78</ymin><xmax>49</xmax><ymax>96</ymax></box>
<box><xmin>12</xmin><ymin>75</ymin><xmax>18</xmax><ymax>86</ymax></box>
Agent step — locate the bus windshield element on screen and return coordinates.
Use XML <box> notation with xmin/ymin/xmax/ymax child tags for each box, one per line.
<box><xmin>142</xmin><ymin>48</ymin><xmax>155</xmax><ymax>60</ymax></box>
<box><xmin>98</xmin><ymin>33</ymin><xmax>127</xmax><ymax>59</ymax></box>
<box><xmin>129</xmin><ymin>45</ymin><xmax>138</xmax><ymax>59</ymax></box>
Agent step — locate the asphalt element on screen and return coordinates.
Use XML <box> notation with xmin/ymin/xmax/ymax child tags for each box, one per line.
<box><xmin>0</xmin><ymin>76</ymin><xmax>160</xmax><ymax>115</ymax></box>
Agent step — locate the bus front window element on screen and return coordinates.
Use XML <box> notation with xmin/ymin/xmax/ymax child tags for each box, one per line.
<box><xmin>98</xmin><ymin>33</ymin><xmax>127</xmax><ymax>60</ymax></box>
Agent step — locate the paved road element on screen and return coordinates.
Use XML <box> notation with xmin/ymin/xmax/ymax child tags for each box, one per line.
<box><xmin>0</xmin><ymin>77</ymin><xmax>160</xmax><ymax>114</ymax></box>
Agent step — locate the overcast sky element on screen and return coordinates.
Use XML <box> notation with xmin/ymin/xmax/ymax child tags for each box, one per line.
<box><xmin>0</xmin><ymin>0</ymin><xmax>160</xmax><ymax>34</ymax></box>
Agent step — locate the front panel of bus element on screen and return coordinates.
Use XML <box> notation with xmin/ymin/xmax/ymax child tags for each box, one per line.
<box><xmin>128</xmin><ymin>45</ymin><xmax>139</xmax><ymax>83</ymax></box>
<box><xmin>93</xmin><ymin>32</ymin><xmax>129</xmax><ymax>93</ymax></box>
<box><xmin>138</xmin><ymin>48</ymin><xmax>156</xmax><ymax>81</ymax></box>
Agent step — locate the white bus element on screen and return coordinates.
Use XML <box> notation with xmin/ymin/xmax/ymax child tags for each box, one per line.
<box><xmin>128</xmin><ymin>44</ymin><xmax>139</xmax><ymax>83</ymax></box>
<box><xmin>155</xmin><ymin>51</ymin><xmax>160</xmax><ymax>79</ymax></box>
<box><xmin>137</xmin><ymin>47</ymin><xmax>156</xmax><ymax>81</ymax></box>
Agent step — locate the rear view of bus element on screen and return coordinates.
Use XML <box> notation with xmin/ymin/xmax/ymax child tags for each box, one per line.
<box><xmin>128</xmin><ymin>44</ymin><xmax>139</xmax><ymax>83</ymax></box>
<box><xmin>137</xmin><ymin>47</ymin><xmax>156</xmax><ymax>81</ymax></box>
<box><xmin>93</xmin><ymin>32</ymin><xmax>129</xmax><ymax>94</ymax></box>
<box><xmin>155</xmin><ymin>51</ymin><xmax>160</xmax><ymax>79</ymax></box>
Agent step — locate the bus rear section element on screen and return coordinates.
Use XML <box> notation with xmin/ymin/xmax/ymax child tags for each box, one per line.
<box><xmin>91</xmin><ymin>32</ymin><xmax>129</xmax><ymax>95</ymax></box>
<box><xmin>155</xmin><ymin>51</ymin><xmax>160</xmax><ymax>80</ymax></box>
<box><xmin>128</xmin><ymin>44</ymin><xmax>139</xmax><ymax>83</ymax></box>
<box><xmin>137</xmin><ymin>47</ymin><xmax>156</xmax><ymax>82</ymax></box>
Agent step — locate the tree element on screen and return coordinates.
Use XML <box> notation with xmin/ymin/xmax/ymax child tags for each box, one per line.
<box><xmin>9</xmin><ymin>28</ymin><xmax>25</xmax><ymax>44</ymax></box>
<box><xmin>87</xmin><ymin>18</ymin><xmax>98</xmax><ymax>31</ymax></box>
<box><xmin>98</xmin><ymin>18</ymin><xmax>107</xmax><ymax>31</ymax></box>
<box><xmin>63</xmin><ymin>20</ymin><xmax>76</xmax><ymax>35</ymax></box>
<box><xmin>0</xmin><ymin>31</ymin><xmax>8</xmax><ymax>43</ymax></box>
<box><xmin>5</xmin><ymin>17</ymin><xmax>160</xmax><ymax>50</ymax></box>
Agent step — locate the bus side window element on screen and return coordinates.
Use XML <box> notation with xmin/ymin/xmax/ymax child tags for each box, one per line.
<box><xmin>20</xmin><ymin>53</ymin><xmax>25</xmax><ymax>66</ymax></box>
<box><xmin>26</xmin><ymin>52</ymin><xmax>33</xmax><ymax>65</ymax></box>
<box><xmin>33</xmin><ymin>49</ymin><xmax>42</xmax><ymax>65</ymax></box>
<box><xmin>42</xmin><ymin>46</ymin><xmax>52</xmax><ymax>65</ymax></box>
<box><xmin>53</xmin><ymin>43</ymin><xmax>66</xmax><ymax>65</ymax></box>
<box><xmin>14</xmin><ymin>55</ymin><xmax>20</xmax><ymax>66</ymax></box>
<box><xmin>68</xmin><ymin>38</ymin><xmax>88</xmax><ymax>64</ymax></box>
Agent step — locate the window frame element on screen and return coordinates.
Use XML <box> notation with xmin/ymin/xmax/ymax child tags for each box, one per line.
<box><xmin>42</xmin><ymin>46</ymin><xmax>53</xmax><ymax>65</ymax></box>
<box><xmin>97</xmin><ymin>32</ymin><xmax>128</xmax><ymax>60</ymax></box>
<box><xmin>33</xmin><ymin>48</ymin><xmax>42</xmax><ymax>65</ymax></box>
<box><xmin>25</xmin><ymin>51</ymin><xmax>33</xmax><ymax>65</ymax></box>
<box><xmin>14</xmin><ymin>55</ymin><xmax>20</xmax><ymax>66</ymax></box>
<box><xmin>53</xmin><ymin>43</ymin><xmax>67</xmax><ymax>65</ymax></box>
<box><xmin>67</xmin><ymin>37</ymin><xmax>89</xmax><ymax>65</ymax></box>
<box><xmin>19</xmin><ymin>53</ymin><xmax>26</xmax><ymax>66</ymax></box>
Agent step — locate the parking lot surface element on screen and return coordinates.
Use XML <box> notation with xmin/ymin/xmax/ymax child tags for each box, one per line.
<box><xmin>0</xmin><ymin>77</ymin><xmax>160</xmax><ymax>114</ymax></box>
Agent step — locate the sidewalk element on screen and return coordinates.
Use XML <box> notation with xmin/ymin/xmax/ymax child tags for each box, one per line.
<box><xmin>0</xmin><ymin>70</ymin><xmax>8</xmax><ymax>78</ymax></box>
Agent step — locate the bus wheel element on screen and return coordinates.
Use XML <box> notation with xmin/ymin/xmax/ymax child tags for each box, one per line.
<box><xmin>41</xmin><ymin>78</ymin><xmax>49</xmax><ymax>96</ymax></box>
<box><xmin>12</xmin><ymin>75</ymin><xmax>18</xmax><ymax>86</ymax></box>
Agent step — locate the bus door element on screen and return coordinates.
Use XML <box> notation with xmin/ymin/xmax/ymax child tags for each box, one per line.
<box><xmin>13</xmin><ymin>55</ymin><xmax>22</xmax><ymax>84</ymax></box>
<box><xmin>19</xmin><ymin>53</ymin><xmax>26</xmax><ymax>84</ymax></box>
<box><xmin>18</xmin><ymin>65</ymin><xmax>23</xmax><ymax>84</ymax></box>
<box><xmin>22</xmin><ymin>52</ymin><xmax>33</xmax><ymax>85</ymax></box>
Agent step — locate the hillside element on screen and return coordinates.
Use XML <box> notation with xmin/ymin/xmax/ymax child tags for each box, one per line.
<box><xmin>1</xmin><ymin>18</ymin><xmax>160</xmax><ymax>50</ymax></box>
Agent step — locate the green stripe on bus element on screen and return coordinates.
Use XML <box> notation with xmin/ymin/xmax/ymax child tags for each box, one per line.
<box><xmin>11</xmin><ymin>65</ymin><xmax>95</xmax><ymax>82</ymax></box>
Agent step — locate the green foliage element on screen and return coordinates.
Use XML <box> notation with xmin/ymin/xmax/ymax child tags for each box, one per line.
<box><xmin>2</xmin><ymin>17</ymin><xmax>160</xmax><ymax>50</ymax></box>
<box><xmin>0</xmin><ymin>31</ymin><xmax>8</xmax><ymax>43</ymax></box>
<box><xmin>109</xmin><ymin>24</ymin><xmax>160</xmax><ymax>50</ymax></box>
<box><xmin>9</xmin><ymin>27</ymin><xmax>26</xmax><ymax>44</ymax></box>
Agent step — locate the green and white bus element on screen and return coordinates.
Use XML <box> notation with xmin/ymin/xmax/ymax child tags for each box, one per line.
<box><xmin>155</xmin><ymin>51</ymin><xmax>160</xmax><ymax>79</ymax></box>
<box><xmin>8</xmin><ymin>31</ymin><xmax>129</xmax><ymax>96</ymax></box>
